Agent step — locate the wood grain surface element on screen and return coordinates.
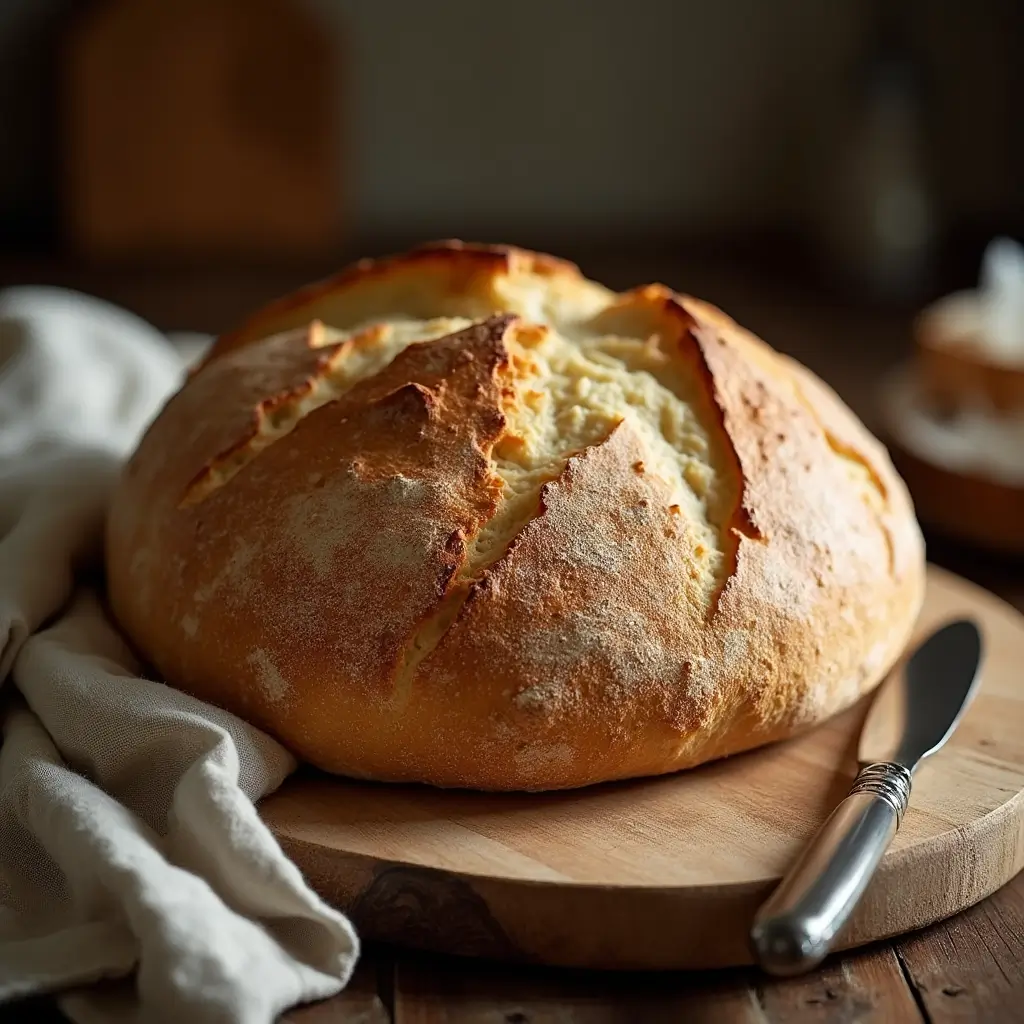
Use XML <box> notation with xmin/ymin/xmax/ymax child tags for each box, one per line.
<box><xmin>280</xmin><ymin>911</ymin><xmax>1024</xmax><ymax>1024</ymax></box>
<box><xmin>277</xmin><ymin>883</ymin><xmax>1024</xmax><ymax>1024</ymax></box>
<box><xmin>260</xmin><ymin>565</ymin><xmax>1024</xmax><ymax>971</ymax></box>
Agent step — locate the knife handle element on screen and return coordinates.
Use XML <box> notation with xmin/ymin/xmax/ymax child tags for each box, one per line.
<box><xmin>750</xmin><ymin>761</ymin><xmax>912</xmax><ymax>976</ymax></box>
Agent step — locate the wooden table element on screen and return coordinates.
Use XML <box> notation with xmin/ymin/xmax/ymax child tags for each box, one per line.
<box><xmin>3</xmin><ymin>247</ymin><xmax>1023</xmax><ymax>1023</ymax></box>
<box><xmin>288</xmin><ymin>894</ymin><xmax>1024</xmax><ymax>1021</ymax></box>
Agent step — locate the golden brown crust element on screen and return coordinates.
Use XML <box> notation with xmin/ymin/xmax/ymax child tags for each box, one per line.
<box><xmin>206</xmin><ymin>240</ymin><xmax>589</xmax><ymax>367</ymax></box>
<box><xmin>106</xmin><ymin>242</ymin><xmax>926</xmax><ymax>791</ymax></box>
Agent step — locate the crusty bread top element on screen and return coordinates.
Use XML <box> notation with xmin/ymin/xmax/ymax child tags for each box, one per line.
<box><xmin>107</xmin><ymin>241</ymin><xmax>925</xmax><ymax>790</ymax></box>
<box><xmin>208</xmin><ymin>241</ymin><xmax>607</xmax><ymax>361</ymax></box>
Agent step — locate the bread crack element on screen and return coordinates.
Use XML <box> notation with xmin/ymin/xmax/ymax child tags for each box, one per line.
<box><xmin>390</xmin><ymin>581</ymin><xmax>475</xmax><ymax>709</ymax></box>
<box><xmin>180</xmin><ymin>316</ymin><xmax>474</xmax><ymax>506</ymax></box>
<box><xmin>465</xmin><ymin>325</ymin><xmax>735</xmax><ymax>595</ymax></box>
<box><xmin>390</xmin><ymin>319</ymin><xmax>742</xmax><ymax>706</ymax></box>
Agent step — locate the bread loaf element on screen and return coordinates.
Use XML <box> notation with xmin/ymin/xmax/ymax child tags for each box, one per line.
<box><xmin>106</xmin><ymin>241</ymin><xmax>926</xmax><ymax>791</ymax></box>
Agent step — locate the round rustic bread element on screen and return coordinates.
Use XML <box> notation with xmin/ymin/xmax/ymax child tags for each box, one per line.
<box><xmin>106</xmin><ymin>241</ymin><xmax>926</xmax><ymax>791</ymax></box>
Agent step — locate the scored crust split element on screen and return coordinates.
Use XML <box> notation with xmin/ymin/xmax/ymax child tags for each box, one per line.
<box><xmin>106</xmin><ymin>241</ymin><xmax>926</xmax><ymax>791</ymax></box>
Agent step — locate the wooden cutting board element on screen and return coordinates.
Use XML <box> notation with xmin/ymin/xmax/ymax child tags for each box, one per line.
<box><xmin>259</xmin><ymin>565</ymin><xmax>1024</xmax><ymax>970</ymax></box>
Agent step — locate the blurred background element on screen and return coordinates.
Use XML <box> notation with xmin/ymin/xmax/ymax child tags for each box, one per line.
<box><xmin>1</xmin><ymin>0</ymin><xmax>1022</xmax><ymax>573</ymax></box>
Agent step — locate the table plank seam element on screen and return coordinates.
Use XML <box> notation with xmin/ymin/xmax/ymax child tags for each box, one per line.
<box><xmin>894</xmin><ymin>944</ymin><xmax>933</xmax><ymax>1023</ymax></box>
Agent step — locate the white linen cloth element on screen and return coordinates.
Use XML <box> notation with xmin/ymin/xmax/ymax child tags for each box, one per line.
<box><xmin>0</xmin><ymin>287</ymin><xmax>359</xmax><ymax>1023</ymax></box>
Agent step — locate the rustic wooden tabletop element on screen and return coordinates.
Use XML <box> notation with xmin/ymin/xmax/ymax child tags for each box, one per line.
<box><xmin>287</xmin><ymin>894</ymin><xmax>1024</xmax><ymax>1022</ymax></box>
<box><xmin>2</xmin><ymin>248</ymin><xmax>1022</xmax><ymax>1023</ymax></box>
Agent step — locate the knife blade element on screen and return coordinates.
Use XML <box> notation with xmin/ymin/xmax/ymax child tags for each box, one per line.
<box><xmin>750</xmin><ymin>618</ymin><xmax>983</xmax><ymax>976</ymax></box>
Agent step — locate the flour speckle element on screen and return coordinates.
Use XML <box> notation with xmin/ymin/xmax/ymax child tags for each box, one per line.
<box><xmin>515</xmin><ymin>680</ymin><xmax>564</xmax><ymax>711</ymax></box>
<box><xmin>508</xmin><ymin>599</ymin><xmax>691</xmax><ymax>720</ymax></box>
<box><xmin>513</xmin><ymin>741</ymin><xmax>573</xmax><ymax>774</ymax></box>
<box><xmin>686</xmin><ymin>656</ymin><xmax>715</xmax><ymax>701</ymax></box>
<box><xmin>757</xmin><ymin>543</ymin><xmax>816</xmax><ymax>617</ymax></box>
<box><xmin>557</xmin><ymin>533</ymin><xmax>621</xmax><ymax>573</ymax></box>
<box><xmin>246</xmin><ymin>648</ymin><xmax>290</xmax><ymax>703</ymax></box>
<box><xmin>181</xmin><ymin>614</ymin><xmax>199</xmax><ymax>637</ymax></box>
<box><xmin>723</xmin><ymin>630</ymin><xmax>749</xmax><ymax>673</ymax></box>
<box><xmin>285</xmin><ymin>478</ymin><xmax>442</xmax><ymax>581</ymax></box>
<box><xmin>387</xmin><ymin>474</ymin><xmax>427</xmax><ymax>500</ymax></box>
<box><xmin>194</xmin><ymin>538</ymin><xmax>257</xmax><ymax>605</ymax></box>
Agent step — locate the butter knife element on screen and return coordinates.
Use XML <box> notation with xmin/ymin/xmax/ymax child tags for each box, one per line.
<box><xmin>750</xmin><ymin>618</ymin><xmax>983</xmax><ymax>976</ymax></box>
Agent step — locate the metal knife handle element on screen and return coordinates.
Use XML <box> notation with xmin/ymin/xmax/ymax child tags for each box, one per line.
<box><xmin>750</xmin><ymin>761</ymin><xmax>912</xmax><ymax>976</ymax></box>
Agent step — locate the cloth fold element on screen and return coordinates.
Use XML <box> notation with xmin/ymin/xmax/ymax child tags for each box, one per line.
<box><xmin>0</xmin><ymin>287</ymin><xmax>359</xmax><ymax>1023</ymax></box>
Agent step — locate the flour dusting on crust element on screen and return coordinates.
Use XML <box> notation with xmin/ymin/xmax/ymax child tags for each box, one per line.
<box><xmin>247</xmin><ymin>648</ymin><xmax>290</xmax><ymax>704</ymax></box>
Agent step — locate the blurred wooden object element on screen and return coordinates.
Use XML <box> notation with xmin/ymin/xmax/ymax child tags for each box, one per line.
<box><xmin>62</xmin><ymin>0</ymin><xmax>342</xmax><ymax>262</ymax></box>
<box><xmin>886</xmin><ymin>284</ymin><xmax>1024</xmax><ymax>555</ymax></box>
<box><xmin>918</xmin><ymin>339</ymin><xmax>1024</xmax><ymax>414</ymax></box>
<box><xmin>915</xmin><ymin>295</ymin><xmax>1024</xmax><ymax>414</ymax></box>
<box><xmin>890</xmin><ymin>443</ymin><xmax>1024</xmax><ymax>556</ymax></box>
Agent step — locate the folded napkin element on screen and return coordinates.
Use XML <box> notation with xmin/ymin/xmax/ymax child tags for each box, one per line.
<box><xmin>0</xmin><ymin>288</ymin><xmax>359</xmax><ymax>1023</ymax></box>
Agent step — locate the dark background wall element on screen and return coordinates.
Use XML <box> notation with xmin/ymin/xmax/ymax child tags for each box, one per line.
<box><xmin>1</xmin><ymin>0</ymin><xmax>1020</xmax><ymax>266</ymax></box>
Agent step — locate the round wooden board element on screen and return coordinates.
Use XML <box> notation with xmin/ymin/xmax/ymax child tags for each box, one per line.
<box><xmin>259</xmin><ymin>565</ymin><xmax>1024</xmax><ymax>970</ymax></box>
